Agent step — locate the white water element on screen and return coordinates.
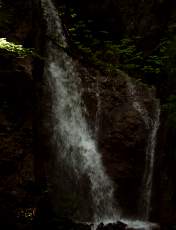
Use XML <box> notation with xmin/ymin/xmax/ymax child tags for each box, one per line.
<box><xmin>126</xmin><ymin>79</ymin><xmax>150</xmax><ymax>128</ymax></box>
<box><xmin>122</xmin><ymin>219</ymin><xmax>159</xmax><ymax>230</ymax></box>
<box><xmin>141</xmin><ymin>101</ymin><xmax>160</xmax><ymax>220</ymax></box>
<box><xmin>41</xmin><ymin>0</ymin><xmax>118</xmax><ymax>224</ymax></box>
<box><xmin>127</xmin><ymin>78</ymin><xmax>160</xmax><ymax>221</ymax></box>
<box><xmin>95</xmin><ymin>78</ymin><xmax>101</xmax><ymax>138</ymax></box>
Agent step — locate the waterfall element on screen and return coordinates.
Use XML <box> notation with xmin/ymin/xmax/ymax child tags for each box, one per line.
<box><xmin>126</xmin><ymin>79</ymin><xmax>150</xmax><ymax>128</ymax></box>
<box><xmin>141</xmin><ymin>101</ymin><xmax>160</xmax><ymax>220</ymax></box>
<box><xmin>41</xmin><ymin>0</ymin><xmax>118</xmax><ymax>224</ymax></box>
<box><xmin>127</xmin><ymin>77</ymin><xmax>160</xmax><ymax>221</ymax></box>
<box><xmin>95</xmin><ymin>78</ymin><xmax>101</xmax><ymax>138</ymax></box>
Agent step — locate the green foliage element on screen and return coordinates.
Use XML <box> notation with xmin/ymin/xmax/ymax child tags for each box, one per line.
<box><xmin>143</xmin><ymin>55</ymin><xmax>161</xmax><ymax>74</ymax></box>
<box><xmin>0</xmin><ymin>38</ymin><xmax>33</xmax><ymax>56</ymax></box>
<box><xmin>16</xmin><ymin>208</ymin><xmax>35</xmax><ymax>224</ymax></box>
<box><xmin>161</xmin><ymin>36</ymin><xmax>176</xmax><ymax>76</ymax></box>
<box><xmin>103</xmin><ymin>39</ymin><xmax>143</xmax><ymax>72</ymax></box>
<box><xmin>60</xmin><ymin>7</ymin><xmax>173</xmax><ymax>79</ymax></box>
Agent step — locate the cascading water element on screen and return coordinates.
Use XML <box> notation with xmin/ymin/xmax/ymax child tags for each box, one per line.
<box><xmin>127</xmin><ymin>77</ymin><xmax>160</xmax><ymax>221</ymax></box>
<box><xmin>141</xmin><ymin>101</ymin><xmax>160</xmax><ymax>220</ymax></box>
<box><xmin>127</xmin><ymin>79</ymin><xmax>150</xmax><ymax>128</ymax></box>
<box><xmin>95</xmin><ymin>78</ymin><xmax>101</xmax><ymax>139</ymax></box>
<box><xmin>41</xmin><ymin>0</ymin><xmax>118</xmax><ymax>225</ymax></box>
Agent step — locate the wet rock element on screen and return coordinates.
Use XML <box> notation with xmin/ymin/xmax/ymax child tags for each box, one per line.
<box><xmin>96</xmin><ymin>221</ymin><xmax>127</xmax><ymax>230</ymax></box>
<box><xmin>80</xmin><ymin>68</ymin><xmax>155</xmax><ymax>216</ymax></box>
<box><xmin>0</xmin><ymin>1</ymin><xmax>34</xmax><ymax>229</ymax></box>
<box><xmin>74</xmin><ymin>222</ymin><xmax>92</xmax><ymax>230</ymax></box>
<box><xmin>33</xmin><ymin>215</ymin><xmax>92</xmax><ymax>230</ymax></box>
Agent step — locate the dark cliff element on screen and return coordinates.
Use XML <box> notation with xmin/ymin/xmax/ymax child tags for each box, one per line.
<box><xmin>0</xmin><ymin>0</ymin><xmax>34</xmax><ymax>227</ymax></box>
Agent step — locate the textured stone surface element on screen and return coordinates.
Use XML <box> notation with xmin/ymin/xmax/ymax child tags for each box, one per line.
<box><xmin>0</xmin><ymin>0</ymin><xmax>35</xmax><ymax>226</ymax></box>
<box><xmin>78</xmin><ymin>67</ymin><xmax>156</xmax><ymax>217</ymax></box>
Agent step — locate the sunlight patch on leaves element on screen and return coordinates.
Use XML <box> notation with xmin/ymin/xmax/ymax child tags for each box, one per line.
<box><xmin>0</xmin><ymin>38</ymin><xmax>32</xmax><ymax>56</ymax></box>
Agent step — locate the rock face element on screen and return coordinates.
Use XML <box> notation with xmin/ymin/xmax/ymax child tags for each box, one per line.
<box><xmin>79</xmin><ymin>67</ymin><xmax>156</xmax><ymax>218</ymax></box>
<box><xmin>0</xmin><ymin>0</ymin><xmax>35</xmax><ymax>227</ymax></box>
<box><xmin>96</xmin><ymin>221</ymin><xmax>127</xmax><ymax>230</ymax></box>
<box><xmin>152</xmin><ymin>113</ymin><xmax>176</xmax><ymax>226</ymax></box>
<box><xmin>0</xmin><ymin>56</ymin><xmax>34</xmax><ymax>225</ymax></box>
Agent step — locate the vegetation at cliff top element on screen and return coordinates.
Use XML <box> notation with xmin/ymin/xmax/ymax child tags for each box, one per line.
<box><xmin>59</xmin><ymin>7</ymin><xmax>172</xmax><ymax>79</ymax></box>
<box><xmin>0</xmin><ymin>38</ymin><xmax>33</xmax><ymax>56</ymax></box>
<box><xmin>59</xmin><ymin>6</ymin><xmax>176</xmax><ymax>128</ymax></box>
